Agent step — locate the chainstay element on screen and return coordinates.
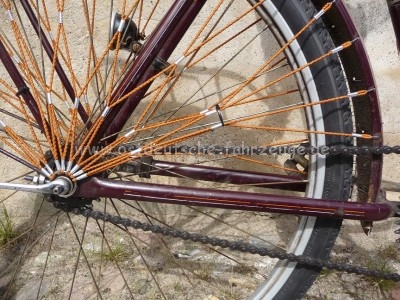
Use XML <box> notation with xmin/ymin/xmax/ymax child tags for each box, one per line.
<box><xmin>53</xmin><ymin>201</ymin><xmax>400</xmax><ymax>282</ymax></box>
<box><xmin>53</xmin><ymin>144</ymin><xmax>400</xmax><ymax>281</ymax></box>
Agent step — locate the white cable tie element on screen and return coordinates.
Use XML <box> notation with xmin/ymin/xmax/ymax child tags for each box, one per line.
<box><xmin>41</xmin><ymin>168</ymin><xmax>51</xmax><ymax>178</ymax></box>
<box><xmin>101</xmin><ymin>106</ymin><xmax>111</xmax><ymax>118</ymax></box>
<box><xmin>211</xmin><ymin>123</ymin><xmax>223</xmax><ymax>130</ymax></box>
<box><xmin>332</xmin><ymin>45</ymin><xmax>344</xmax><ymax>54</ymax></box>
<box><xmin>76</xmin><ymin>173</ymin><xmax>88</xmax><ymax>181</ymax></box>
<box><xmin>7</xmin><ymin>10</ymin><xmax>14</xmax><ymax>21</ymax></box>
<box><xmin>314</xmin><ymin>9</ymin><xmax>326</xmax><ymax>20</ymax></box>
<box><xmin>66</xmin><ymin>161</ymin><xmax>73</xmax><ymax>172</ymax></box>
<box><xmin>118</xmin><ymin>19</ymin><xmax>126</xmax><ymax>32</ymax></box>
<box><xmin>44</xmin><ymin>164</ymin><xmax>54</xmax><ymax>175</ymax></box>
<box><xmin>130</xmin><ymin>147</ymin><xmax>142</xmax><ymax>155</ymax></box>
<box><xmin>59</xmin><ymin>11</ymin><xmax>63</xmax><ymax>24</ymax></box>
<box><xmin>55</xmin><ymin>160</ymin><xmax>61</xmax><ymax>171</ymax></box>
<box><xmin>206</xmin><ymin>110</ymin><xmax>217</xmax><ymax>116</ymax></box>
<box><xmin>73</xmin><ymin>169</ymin><xmax>84</xmax><ymax>177</ymax></box>
<box><xmin>352</xmin><ymin>133</ymin><xmax>363</xmax><ymax>138</ymax></box>
<box><xmin>124</xmin><ymin>129</ymin><xmax>136</xmax><ymax>138</ymax></box>
<box><xmin>347</xmin><ymin>92</ymin><xmax>360</xmax><ymax>98</ymax></box>
<box><xmin>70</xmin><ymin>164</ymin><xmax>80</xmax><ymax>174</ymax></box>
<box><xmin>200</xmin><ymin>109</ymin><xmax>217</xmax><ymax>116</ymax></box>
<box><xmin>175</xmin><ymin>55</ymin><xmax>185</xmax><ymax>64</ymax></box>
<box><xmin>48</xmin><ymin>31</ymin><xmax>54</xmax><ymax>41</ymax></box>
<box><xmin>46</xmin><ymin>92</ymin><xmax>52</xmax><ymax>105</ymax></box>
<box><xmin>65</xmin><ymin>101</ymin><xmax>71</xmax><ymax>110</ymax></box>
<box><xmin>74</xmin><ymin>97</ymin><xmax>80</xmax><ymax>109</ymax></box>
<box><xmin>12</xmin><ymin>55</ymin><xmax>20</xmax><ymax>64</ymax></box>
<box><xmin>61</xmin><ymin>159</ymin><xmax>66</xmax><ymax>171</ymax></box>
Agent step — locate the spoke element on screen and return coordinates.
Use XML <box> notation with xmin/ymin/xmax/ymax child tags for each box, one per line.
<box><xmin>94</xmin><ymin>218</ymin><xmax>135</xmax><ymax>298</ymax></box>
<box><xmin>144</xmin><ymin>61</ymin><xmax>289</xmax><ymax>125</ymax></box>
<box><xmin>109</xmin><ymin>198</ymin><xmax>172</xmax><ymax>298</ymax></box>
<box><xmin>36</xmin><ymin>212</ymin><xmax>61</xmax><ymax>299</ymax></box>
<box><xmin>131</xmin><ymin>200</ymin><xmax>197</xmax><ymax>288</ymax></box>
<box><xmin>74</xmin><ymin>45</ymin><xmax>357</xmax><ymax>177</ymax></box>
<box><xmin>121</xmin><ymin>195</ymin><xmax>281</xmax><ymax>276</ymax></box>
<box><xmin>0</xmin><ymin>1</ymin><xmax>364</xmax><ymax>298</ymax></box>
<box><xmin>109</xmin><ymin>197</ymin><xmax>235</xmax><ymax>295</ymax></box>
<box><xmin>67</xmin><ymin>213</ymin><xmax>103</xmax><ymax>300</ymax></box>
<box><xmin>148</xmin><ymin>160</ymin><xmax>307</xmax><ymax>191</ymax></box>
<box><xmin>0</xmin><ymin>0</ymin><xmax>350</xmax><ymax>181</ymax></box>
<box><xmin>3</xmin><ymin>198</ymin><xmax>46</xmax><ymax>298</ymax></box>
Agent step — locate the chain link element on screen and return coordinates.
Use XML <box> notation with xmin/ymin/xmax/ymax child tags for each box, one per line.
<box><xmin>54</xmin><ymin>144</ymin><xmax>400</xmax><ymax>281</ymax></box>
<box><xmin>53</xmin><ymin>208</ymin><xmax>400</xmax><ymax>281</ymax></box>
<box><xmin>152</xmin><ymin>144</ymin><xmax>400</xmax><ymax>156</ymax></box>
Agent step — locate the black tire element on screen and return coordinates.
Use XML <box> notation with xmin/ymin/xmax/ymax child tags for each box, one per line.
<box><xmin>252</xmin><ymin>0</ymin><xmax>353</xmax><ymax>298</ymax></box>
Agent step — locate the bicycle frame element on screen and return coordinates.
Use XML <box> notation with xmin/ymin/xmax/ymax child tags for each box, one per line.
<box><xmin>1</xmin><ymin>0</ymin><xmax>399</xmax><ymax>222</ymax></box>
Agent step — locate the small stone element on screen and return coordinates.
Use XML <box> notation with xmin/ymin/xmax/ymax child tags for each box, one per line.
<box><xmin>391</xmin><ymin>284</ymin><xmax>400</xmax><ymax>300</ymax></box>
<box><xmin>204</xmin><ymin>296</ymin><xmax>220</xmax><ymax>300</ymax></box>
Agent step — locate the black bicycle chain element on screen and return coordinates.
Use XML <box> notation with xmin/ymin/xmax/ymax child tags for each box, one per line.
<box><xmin>53</xmin><ymin>202</ymin><xmax>400</xmax><ymax>281</ymax></box>
<box><xmin>55</xmin><ymin>144</ymin><xmax>400</xmax><ymax>281</ymax></box>
<box><xmin>152</xmin><ymin>144</ymin><xmax>400</xmax><ymax>156</ymax></box>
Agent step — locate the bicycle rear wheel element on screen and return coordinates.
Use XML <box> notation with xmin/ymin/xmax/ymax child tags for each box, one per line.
<box><xmin>0</xmin><ymin>0</ymin><xmax>356</xmax><ymax>299</ymax></box>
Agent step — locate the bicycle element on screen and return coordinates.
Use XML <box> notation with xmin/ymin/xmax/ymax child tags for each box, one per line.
<box><xmin>0</xmin><ymin>0</ymin><xmax>399</xmax><ymax>299</ymax></box>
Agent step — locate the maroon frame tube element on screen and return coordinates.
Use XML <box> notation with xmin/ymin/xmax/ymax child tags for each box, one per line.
<box><xmin>96</xmin><ymin>0</ymin><xmax>207</xmax><ymax>144</ymax></box>
<box><xmin>75</xmin><ymin>177</ymin><xmax>397</xmax><ymax>221</ymax></box>
<box><xmin>20</xmin><ymin>0</ymin><xmax>90</xmax><ymax>126</ymax></box>
<box><xmin>150</xmin><ymin>160</ymin><xmax>307</xmax><ymax>191</ymax></box>
<box><xmin>0</xmin><ymin>38</ymin><xmax>45</xmax><ymax>130</ymax></box>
